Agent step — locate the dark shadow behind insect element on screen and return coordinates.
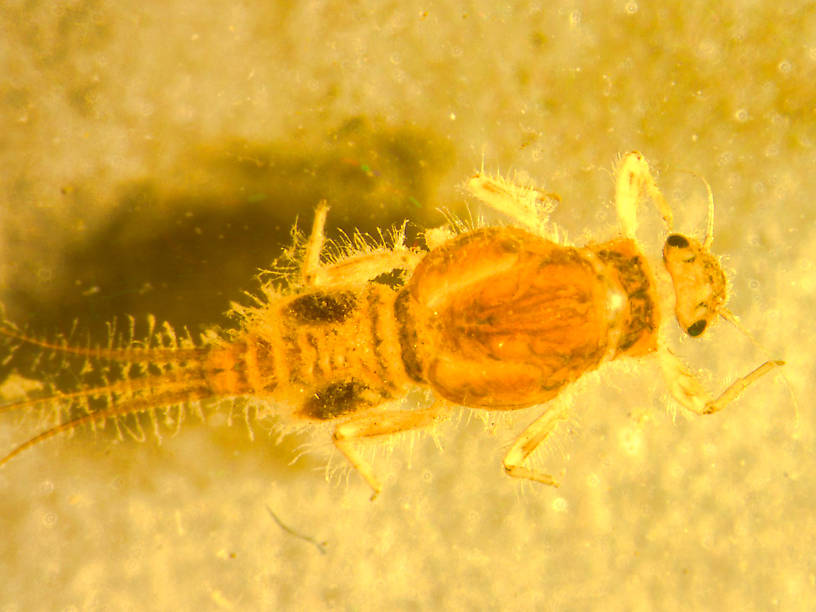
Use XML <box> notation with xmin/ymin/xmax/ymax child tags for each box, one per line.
<box><xmin>0</xmin><ymin>120</ymin><xmax>454</xmax><ymax>466</ymax></box>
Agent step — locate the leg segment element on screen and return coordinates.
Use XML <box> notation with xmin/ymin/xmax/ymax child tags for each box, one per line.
<box><xmin>614</xmin><ymin>151</ymin><xmax>674</xmax><ymax>239</ymax></box>
<box><xmin>502</xmin><ymin>403</ymin><xmax>570</xmax><ymax>487</ymax></box>
<box><xmin>300</xmin><ymin>201</ymin><xmax>423</xmax><ymax>288</ymax></box>
<box><xmin>333</xmin><ymin>403</ymin><xmax>446</xmax><ymax>499</ymax></box>
<box><xmin>300</xmin><ymin>201</ymin><xmax>329</xmax><ymax>287</ymax></box>
<box><xmin>465</xmin><ymin>171</ymin><xmax>559</xmax><ymax>235</ymax></box>
<box><xmin>659</xmin><ymin>349</ymin><xmax>784</xmax><ymax>415</ymax></box>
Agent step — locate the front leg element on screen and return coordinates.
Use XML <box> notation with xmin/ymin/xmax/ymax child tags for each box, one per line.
<box><xmin>659</xmin><ymin>349</ymin><xmax>784</xmax><ymax>415</ymax></box>
<box><xmin>614</xmin><ymin>151</ymin><xmax>674</xmax><ymax>239</ymax></box>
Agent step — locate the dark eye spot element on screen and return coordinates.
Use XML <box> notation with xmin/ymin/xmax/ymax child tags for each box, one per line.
<box><xmin>666</xmin><ymin>234</ymin><xmax>689</xmax><ymax>248</ymax></box>
<box><xmin>687</xmin><ymin>320</ymin><xmax>707</xmax><ymax>336</ymax></box>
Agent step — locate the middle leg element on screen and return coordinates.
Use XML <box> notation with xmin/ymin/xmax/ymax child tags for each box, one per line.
<box><xmin>502</xmin><ymin>402</ymin><xmax>570</xmax><ymax>487</ymax></box>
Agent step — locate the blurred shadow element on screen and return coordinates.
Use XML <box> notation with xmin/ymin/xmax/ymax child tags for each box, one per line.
<box><xmin>3</xmin><ymin>118</ymin><xmax>455</xmax><ymax>340</ymax></box>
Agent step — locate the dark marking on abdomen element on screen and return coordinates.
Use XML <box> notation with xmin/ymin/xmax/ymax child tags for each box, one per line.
<box><xmin>302</xmin><ymin>380</ymin><xmax>369</xmax><ymax>420</ymax></box>
<box><xmin>286</xmin><ymin>291</ymin><xmax>358</xmax><ymax>324</ymax></box>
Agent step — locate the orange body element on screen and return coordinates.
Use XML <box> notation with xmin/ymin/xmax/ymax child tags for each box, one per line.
<box><xmin>0</xmin><ymin>156</ymin><xmax>785</xmax><ymax>496</ymax></box>
<box><xmin>399</xmin><ymin>227</ymin><xmax>659</xmax><ymax>409</ymax></box>
<box><xmin>192</xmin><ymin>226</ymin><xmax>660</xmax><ymax>424</ymax></box>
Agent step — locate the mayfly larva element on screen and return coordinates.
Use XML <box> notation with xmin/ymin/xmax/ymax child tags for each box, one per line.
<box><xmin>0</xmin><ymin>152</ymin><xmax>784</xmax><ymax>498</ymax></box>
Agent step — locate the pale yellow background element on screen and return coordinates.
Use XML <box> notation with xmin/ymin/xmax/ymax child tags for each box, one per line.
<box><xmin>1</xmin><ymin>2</ymin><xmax>814</xmax><ymax>611</ymax></box>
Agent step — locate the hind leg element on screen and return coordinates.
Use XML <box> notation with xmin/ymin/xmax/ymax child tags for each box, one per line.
<box><xmin>300</xmin><ymin>202</ymin><xmax>423</xmax><ymax>288</ymax></box>
<box><xmin>332</xmin><ymin>403</ymin><xmax>447</xmax><ymax>499</ymax></box>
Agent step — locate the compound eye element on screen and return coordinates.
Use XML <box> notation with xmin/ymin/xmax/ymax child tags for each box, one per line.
<box><xmin>686</xmin><ymin>319</ymin><xmax>707</xmax><ymax>337</ymax></box>
<box><xmin>665</xmin><ymin>234</ymin><xmax>689</xmax><ymax>249</ymax></box>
